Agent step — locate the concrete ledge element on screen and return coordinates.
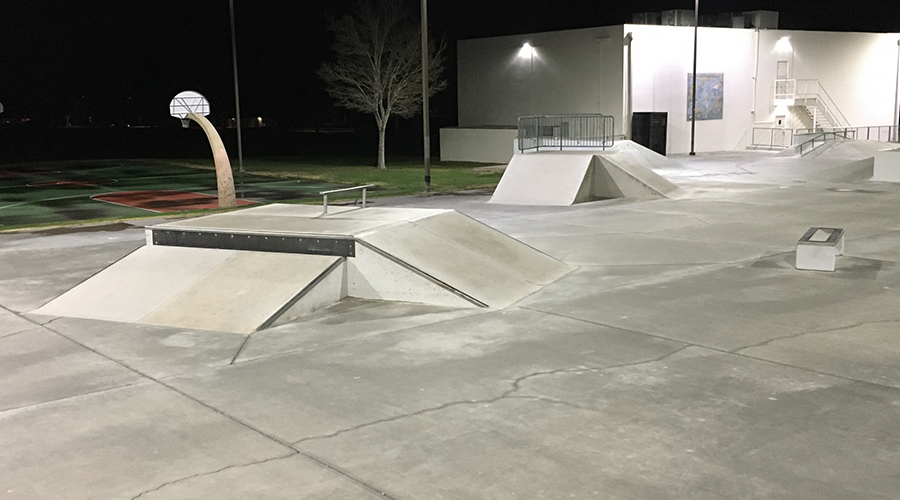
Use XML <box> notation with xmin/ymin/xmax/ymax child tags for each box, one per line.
<box><xmin>440</xmin><ymin>127</ymin><xmax>517</xmax><ymax>163</ymax></box>
<box><xmin>873</xmin><ymin>148</ymin><xmax>900</xmax><ymax>182</ymax></box>
<box><xmin>796</xmin><ymin>227</ymin><xmax>844</xmax><ymax>272</ymax></box>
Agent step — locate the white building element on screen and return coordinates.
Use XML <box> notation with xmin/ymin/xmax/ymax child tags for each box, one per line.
<box><xmin>441</xmin><ymin>18</ymin><xmax>900</xmax><ymax>162</ymax></box>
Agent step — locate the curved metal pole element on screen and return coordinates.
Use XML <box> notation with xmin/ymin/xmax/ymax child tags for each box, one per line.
<box><xmin>690</xmin><ymin>0</ymin><xmax>698</xmax><ymax>156</ymax></box>
<box><xmin>186</xmin><ymin>112</ymin><xmax>237</xmax><ymax>208</ymax></box>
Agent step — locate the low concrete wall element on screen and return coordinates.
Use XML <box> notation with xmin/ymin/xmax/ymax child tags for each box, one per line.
<box><xmin>873</xmin><ymin>148</ymin><xmax>900</xmax><ymax>182</ymax></box>
<box><xmin>440</xmin><ymin>127</ymin><xmax>517</xmax><ymax>164</ymax></box>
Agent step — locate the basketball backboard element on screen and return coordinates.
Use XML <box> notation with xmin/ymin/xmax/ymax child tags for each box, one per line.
<box><xmin>169</xmin><ymin>91</ymin><xmax>210</xmax><ymax>119</ymax></box>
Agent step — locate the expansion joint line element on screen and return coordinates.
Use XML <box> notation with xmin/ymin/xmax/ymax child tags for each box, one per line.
<box><xmin>35</xmin><ymin>322</ymin><xmax>398</xmax><ymax>500</ymax></box>
<box><xmin>37</xmin><ymin>322</ymin><xmax>296</xmax><ymax>450</ymax></box>
<box><xmin>525</xmin><ymin>305</ymin><xmax>900</xmax><ymax>393</ymax></box>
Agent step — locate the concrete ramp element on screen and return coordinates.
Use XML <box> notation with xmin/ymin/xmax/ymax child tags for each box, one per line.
<box><xmin>33</xmin><ymin>205</ymin><xmax>570</xmax><ymax>333</ymax></box>
<box><xmin>489</xmin><ymin>141</ymin><xmax>682</xmax><ymax>206</ymax></box>
<box><xmin>358</xmin><ymin>211</ymin><xmax>568</xmax><ymax>308</ymax></box>
<box><xmin>33</xmin><ymin>246</ymin><xmax>342</xmax><ymax>334</ymax></box>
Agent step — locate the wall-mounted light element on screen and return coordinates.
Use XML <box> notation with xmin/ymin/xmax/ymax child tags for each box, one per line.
<box><xmin>519</xmin><ymin>42</ymin><xmax>534</xmax><ymax>59</ymax></box>
<box><xmin>774</xmin><ymin>36</ymin><xmax>792</xmax><ymax>53</ymax></box>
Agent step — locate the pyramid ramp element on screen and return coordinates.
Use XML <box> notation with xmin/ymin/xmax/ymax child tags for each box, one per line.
<box><xmin>33</xmin><ymin>205</ymin><xmax>570</xmax><ymax>333</ymax></box>
<box><xmin>489</xmin><ymin>141</ymin><xmax>682</xmax><ymax>206</ymax></box>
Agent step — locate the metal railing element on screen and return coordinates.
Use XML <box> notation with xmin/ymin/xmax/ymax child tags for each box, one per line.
<box><xmin>795</xmin><ymin>125</ymin><xmax>899</xmax><ymax>143</ymax></box>
<box><xmin>517</xmin><ymin>114</ymin><xmax>615</xmax><ymax>153</ymax></box>
<box><xmin>797</xmin><ymin>130</ymin><xmax>852</xmax><ymax>156</ymax></box>
<box><xmin>320</xmin><ymin>184</ymin><xmax>375</xmax><ymax>214</ymax></box>
<box><xmin>750</xmin><ymin>127</ymin><xmax>794</xmax><ymax>149</ymax></box>
<box><xmin>773</xmin><ymin>79</ymin><xmax>850</xmax><ymax>129</ymax></box>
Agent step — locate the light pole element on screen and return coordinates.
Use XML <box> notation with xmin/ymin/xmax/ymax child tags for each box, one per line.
<box><xmin>229</xmin><ymin>0</ymin><xmax>243</xmax><ymax>173</ymax></box>
<box><xmin>421</xmin><ymin>0</ymin><xmax>431</xmax><ymax>191</ymax></box>
<box><xmin>894</xmin><ymin>39</ymin><xmax>900</xmax><ymax>141</ymax></box>
<box><xmin>689</xmin><ymin>0</ymin><xmax>698</xmax><ymax>155</ymax></box>
<box><xmin>520</xmin><ymin>43</ymin><xmax>535</xmax><ymax>114</ymax></box>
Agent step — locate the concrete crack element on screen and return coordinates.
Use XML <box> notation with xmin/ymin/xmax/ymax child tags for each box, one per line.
<box><xmin>502</xmin><ymin>344</ymin><xmax>691</xmax><ymax>397</ymax></box>
<box><xmin>130</xmin><ymin>452</ymin><xmax>298</xmax><ymax>500</ymax></box>
<box><xmin>733</xmin><ymin>318</ymin><xmax>900</xmax><ymax>353</ymax></box>
<box><xmin>292</xmin><ymin>398</ymin><xmax>495</xmax><ymax>445</ymax></box>
<box><xmin>292</xmin><ymin>345</ymin><xmax>690</xmax><ymax>446</ymax></box>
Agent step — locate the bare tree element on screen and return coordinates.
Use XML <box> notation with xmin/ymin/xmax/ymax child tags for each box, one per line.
<box><xmin>318</xmin><ymin>0</ymin><xmax>446</xmax><ymax>170</ymax></box>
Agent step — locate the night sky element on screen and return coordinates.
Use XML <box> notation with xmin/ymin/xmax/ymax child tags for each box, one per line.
<box><xmin>1</xmin><ymin>1</ymin><xmax>898</xmax><ymax>129</ymax></box>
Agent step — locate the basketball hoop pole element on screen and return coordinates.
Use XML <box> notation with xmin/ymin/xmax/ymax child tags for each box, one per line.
<box><xmin>229</xmin><ymin>0</ymin><xmax>244</xmax><ymax>174</ymax></box>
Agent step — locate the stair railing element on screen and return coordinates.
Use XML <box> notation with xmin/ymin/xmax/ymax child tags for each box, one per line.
<box><xmin>773</xmin><ymin>79</ymin><xmax>850</xmax><ymax>130</ymax></box>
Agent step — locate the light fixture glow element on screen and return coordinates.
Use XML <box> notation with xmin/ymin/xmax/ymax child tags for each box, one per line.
<box><xmin>774</xmin><ymin>36</ymin><xmax>792</xmax><ymax>52</ymax></box>
<box><xmin>519</xmin><ymin>42</ymin><xmax>534</xmax><ymax>58</ymax></box>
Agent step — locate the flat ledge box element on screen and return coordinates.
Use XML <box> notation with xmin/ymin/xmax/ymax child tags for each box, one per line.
<box><xmin>796</xmin><ymin>227</ymin><xmax>844</xmax><ymax>272</ymax></box>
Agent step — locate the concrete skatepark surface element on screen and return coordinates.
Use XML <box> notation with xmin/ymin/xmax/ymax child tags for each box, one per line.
<box><xmin>4</xmin><ymin>144</ymin><xmax>900</xmax><ymax>498</ymax></box>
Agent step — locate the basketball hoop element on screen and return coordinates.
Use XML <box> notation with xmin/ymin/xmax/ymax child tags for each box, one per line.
<box><xmin>169</xmin><ymin>91</ymin><xmax>211</xmax><ymax>123</ymax></box>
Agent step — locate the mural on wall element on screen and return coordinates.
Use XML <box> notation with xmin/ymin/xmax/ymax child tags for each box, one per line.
<box><xmin>687</xmin><ymin>73</ymin><xmax>724</xmax><ymax>120</ymax></box>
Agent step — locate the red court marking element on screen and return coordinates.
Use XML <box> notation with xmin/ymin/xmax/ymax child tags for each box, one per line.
<box><xmin>92</xmin><ymin>190</ymin><xmax>255</xmax><ymax>213</ymax></box>
<box><xmin>28</xmin><ymin>179</ymin><xmax>116</xmax><ymax>188</ymax></box>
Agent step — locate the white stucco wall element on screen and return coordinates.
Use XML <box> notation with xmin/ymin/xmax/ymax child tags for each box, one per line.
<box><xmin>754</xmin><ymin>30</ymin><xmax>900</xmax><ymax>128</ymax></box>
<box><xmin>440</xmin><ymin>127</ymin><xmax>517</xmax><ymax>163</ymax></box>
<box><xmin>627</xmin><ymin>24</ymin><xmax>758</xmax><ymax>153</ymax></box>
<box><xmin>450</xmin><ymin>23</ymin><xmax>900</xmax><ymax>158</ymax></box>
<box><xmin>457</xmin><ymin>25</ymin><xmax>625</xmax><ymax>134</ymax></box>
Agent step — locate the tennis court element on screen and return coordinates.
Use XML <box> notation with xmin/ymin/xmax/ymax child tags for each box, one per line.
<box><xmin>0</xmin><ymin>160</ymin><xmax>345</xmax><ymax>228</ymax></box>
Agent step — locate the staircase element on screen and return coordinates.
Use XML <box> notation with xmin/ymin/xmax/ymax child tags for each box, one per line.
<box><xmin>774</xmin><ymin>79</ymin><xmax>849</xmax><ymax>131</ymax></box>
<box><xmin>794</xmin><ymin>99</ymin><xmax>837</xmax><ymax>130</ymax></box>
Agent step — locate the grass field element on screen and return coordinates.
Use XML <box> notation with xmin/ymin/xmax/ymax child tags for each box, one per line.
<box><xmin>0</xmin><ymin>157</ymin><xmax>501</xmax><ymax>230</ymax></box>
<box><xmin>181</xmin><ymin>156</ymin><xmax>502</xmax><ymax>199</ymax></box>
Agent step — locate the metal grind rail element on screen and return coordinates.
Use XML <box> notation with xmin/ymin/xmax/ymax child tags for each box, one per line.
<box><xmin>320</xmin><ymin>184</ymin><xmax>375</xmax><ymax>214</ymax></box>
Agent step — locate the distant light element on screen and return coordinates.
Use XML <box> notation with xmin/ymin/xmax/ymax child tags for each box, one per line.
<box><xmin>774</xmin><ymin>36</ymin><xmax>792</xmax><ymax>52</ymax></box>
<box><xmin>519</xmin><ymin>42</ymin><xmax>534</xmax><ymax>58</ymax></box>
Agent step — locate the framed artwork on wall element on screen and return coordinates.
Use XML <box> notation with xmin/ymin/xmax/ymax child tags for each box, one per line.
<box><xmin>687</xmin><ymin>73</ymin><xmax>724</xmax><ymax>120</ymax></box>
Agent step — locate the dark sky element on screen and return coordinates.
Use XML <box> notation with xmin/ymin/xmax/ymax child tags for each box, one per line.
<box><xmin>1</xmin><ymin>1</ymin><xmax>897</xmax><ymax>128</ymax></box>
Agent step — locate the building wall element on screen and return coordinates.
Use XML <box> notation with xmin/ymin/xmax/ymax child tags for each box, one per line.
<box><xmin>451</xmin><ymin>23</ymin><xmax>900</xmax><ymax>158</ymax></box>
<box><xmin>457</xmin><ymin>25</ymin><xmax>625</xmax><ymax>134</ymax></box>
<box><xmin>754</xmin><ymin>30</ymin><xmax>900</xmax><ymax>128</ymax></box>
<box><xmin>627</xmin><ymin>24</ymin><xmax>757</xmax><ymax>153</ymax></box>
<box><xmin>440</xmin><ymin>127</ymin><xmax>517</xmax><ymax>163</ymax></box>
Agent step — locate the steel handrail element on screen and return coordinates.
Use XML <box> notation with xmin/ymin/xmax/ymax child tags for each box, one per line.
<box><xmin>795</xmin><ymin>125</ymin><xmax>899</xmax><ymax>143</ymax></box>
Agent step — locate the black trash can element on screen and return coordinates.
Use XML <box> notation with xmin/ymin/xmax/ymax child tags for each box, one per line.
<box><xmin>631</xmin><ymin>112</ymin><xmax>667</xmax><ymax>155</ymax></box>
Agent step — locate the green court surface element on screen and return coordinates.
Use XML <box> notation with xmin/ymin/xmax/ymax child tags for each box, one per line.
<box><xmin>0</xmin><ymin>160</ymin><xmax>345</xmax><ymax>228</ymax></box>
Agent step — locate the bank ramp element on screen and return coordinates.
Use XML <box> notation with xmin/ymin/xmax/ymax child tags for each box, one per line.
<box><xmin>33</xmin><ymin>204</ymin><xmax>571</xmax><ymax>333</ymax></box>
<box><xmin>489</xmin><ymin>140</ymin><xmax>684</xmax><ymax>206</ymax></box>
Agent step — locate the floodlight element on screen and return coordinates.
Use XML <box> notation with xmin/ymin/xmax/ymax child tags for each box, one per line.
<box><xmin>775</xmin><ymin>37</ymin><xmax>792</xmax><ymax>52</ymax></box>
<box><xmin>519</xmin><ymin>42</ymin><xmax>534</xmax><ymax>59</ymax></box>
